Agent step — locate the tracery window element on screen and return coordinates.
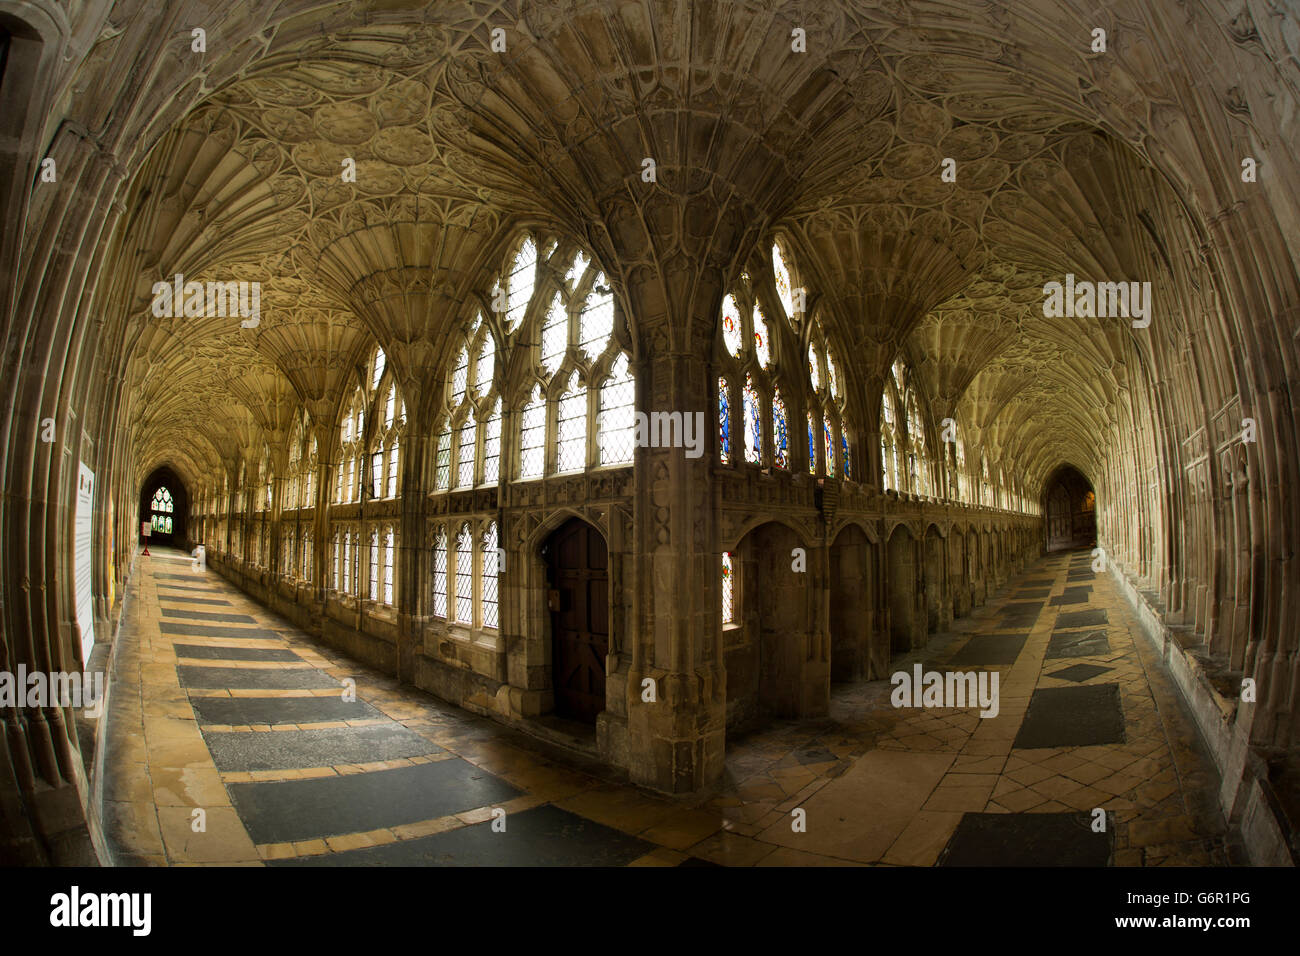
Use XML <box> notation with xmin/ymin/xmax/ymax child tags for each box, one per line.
<box><xmin>150</xmin><ymin>487</ymin><xmax>174</xmax><ymax>534</ymax></box>
<box><xmin>434</xmin><ymin>234</ymin><xmax>634</xmax><ymax>490</ymax></box>
<box><xmin>881</xmin><ymin>359</ymin><xmax>931</xmax><ymax>495</ymax></box>
<box><xmin>454</xmin><ymin>523</ymin><xmax>473</xmax><ymax>625</ymax></box>
<box><xmin>718</xmin><ymin>242</ymin><xmax>848</xmax><ymax>477</ymax></box>
<box><xmin>806</xmin><ymin>317</ymin><xmax>852</xmax><ymax>479</ymax></box>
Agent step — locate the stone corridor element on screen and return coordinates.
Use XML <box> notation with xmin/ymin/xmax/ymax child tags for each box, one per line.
<box><xmin>101</xmin><ymin>545</ymin><xmax>1233</xmax><ymax>867</ymax></box>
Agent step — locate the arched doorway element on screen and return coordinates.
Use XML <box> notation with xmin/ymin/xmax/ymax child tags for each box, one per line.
<box><xmin>923</xmin><ymin>524</ymin><xmax>945</xmax><ymax>634</ymax></box>
<box><xmin>139</xmin><ymin>466</ymin><xmax>187</xmax><ymax>548</ymax></box>
<box><xmin>829</xmin><ymin>524</ymin><xmax>875</xmax><ymax>681</ymax></box>
<box><xmin>724</xmin><ymin>521</ymin><xmax>818</xmax><ymax>734</ymax></box>
<box><xmin>1043</xmin><ymin>465</ymin><xmax>1097</xmax><ymax>552</ymax></box>
<box><xmin>886</xmin><ymin>524</ymin><xmax>919</xmax><ymax>653</ymax></box>
<box><xmin>543</xmin><ymin>518</ymin><xmax>608</xmax><ymax>724</ymax></box>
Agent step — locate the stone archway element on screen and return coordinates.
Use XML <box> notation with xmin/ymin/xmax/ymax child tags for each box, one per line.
<box><xmin>887</xmin><ymin>524</ymin><xmax>921</xmax><ymax>653</ymax></box>
<box><xmin>1044</xmin><ymin>465</ymin><xmax>1097</xmax><ymax>552</ymax></box>
<box><xmin>724</xmin><ymin>521</ymin><xmax>819</xmax><ymax>735</ymax></box>
<box><xmin>139</xmin><ymin>466</ymin><xmax>188</xmax><ymax>549</ymax></box>
<box><xmin>829</xmin><ymin>523</ymin><xmax>876</xmax><ymax>681</ymax></box>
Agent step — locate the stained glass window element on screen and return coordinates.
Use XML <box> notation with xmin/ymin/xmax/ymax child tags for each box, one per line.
<box><xmin>743</xmin><ymin>375</ymin><xmax>761</xmax><ymax>464</ymax></box>
<box><xmin>752</xmin><ymin>304</ymin><xmax>771</xmax><ymax>368</ymax></box>
<box><xmin>827</xmin><ymin>351</ymin><xmax>840</xmax><ymax>400</ymax></box>
<box><xmin>432</xmin><ymin>527</ymin><xmax>447</xmax><ymax>618</ymax></box>
<box><xmin>808</xmin><ymin>414</ymin><xmax>816</xmax><ymax>474</ymax></box>
<box><xmin>557</xmin><ymin>375</ymin><xmax>587</xmax><ymax>472</ymax></box>
<box><xmin>773</xmin><ymin>243</ymin><xmax>796</xmax><ymax>318</ymax></box>
<box><xmin>721</xmin><ymin>294</ymin><xmax>743</xmax><ymax>358</ymax></box>
<box><xmin>454</xmin><ymin>524</ymin><xmax>473</xmax><ymax>624</ymax></box>
<box><xmin>808</xmin><ymin>344</ymin><xmax>820</xmax><ymax>391</ymax></box>
<box><xmin>841</xmin><ymin>431</ymin><xmax>851</xmax><ymax>480</ymax></box>
<box><xmin>824</xmin><ymin>419</ymin><xmax>835</xmax><ymax>477</ymax></box>
<box><xmin>721</xmin><ymin>552</ymin><xmax>735</xmax><ymax>625</ymax></box>
<box><xmin>772</xmin><ymin>387</ymin><xmax>789</xmax><ymax>469</ymax></box>
<box><xmin>152</xmin><ymin>487</ymin><xmax>173</xmax><ymax>513</ymax></box>
<box><xmin>718</xmin><ymin>377</ymin><xmax>731</xmax><ymax>463</ymax></box>
<box><xmin>599</xmin><ymin>354</ymin><xmax>635</xmax><ymax>465</ymax></box>
<box><xmin>481</xmin><ymin>522</ymin><xmax>499</xmax><ymax>629</ymax></box>
<box><xmin>150</xmin><ymin>487</ymin><xmax>174</xmax><ymax>535</ymax></box>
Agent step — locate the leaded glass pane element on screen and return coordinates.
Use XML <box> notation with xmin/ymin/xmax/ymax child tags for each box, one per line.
<box><xmin>434</xmin><ymin>430</ymin><xmax>450</xmax><ymax>489</ymax></box>
<box><xmin>580</xmin><ymin>275</ymin><xmax>614</xmax><ymax>360</ymax></box>
<box><xmin>599</xmin><ymin>354</ymin><xmax>635</xmax><ymax>465</ymax></box>
<box><xmin>457</xmin><ymin>411</ymin><xmax>476</xmax><ymax>488</ymax></box>
<box><xmin>387</xmin><ymin>440</ymin><xmax>399</xmax><ymax>497</ymax></box>
<box><xmin>451</xmin><ymin>346</ymin><xmax>469</xmax><ymax>403</ymax></box>
<box><xmin>541</xmin><ymin>292</ymin><xmax>568</xmax><ymax>376</ymax></box>
<box><xmin>808</xmin><ymin>413</ymin><xmax>816</xmax><ymax>474</ymax></box>
<box><xmin>507</xmin><ymin>238</ymin><xmax>536</xmax><ymax>331</ymax></box>
<box><xmin>481</xmin><ymin>522</ymin><xmax>499</xmax><ymax>629</ymax></box>
<box><xmin>808</xmin><ymin>344</ymin><xmax>820</xmax><ymax>391</ymax></box>
<box><xmin>825</xmin><ymin>420</ymin><xmax>835</xmax><ymax>477</ymax></box>
<box><xmin>369</xmin><ymin>533</ymin><xmax>379</xmax><ymax>601</ymax></box>
<box><xmin>476</xmin><ymin>331</ymin><xmax>494</xmax><ymax>394</ymax></box>
<box><xmin>773</xmin><ymin>243</ymin><xmax>795</xmax><ymax>318</ymax></box>
<box><xmin>557</xmin><ymin>379</ymin><xmax>586</xmax><ymax>472</ymax></box>
<box><xmin>519</xmin><ymin>389</ymin><xmax>545</xmax><ymax>479</ymax></box>
<box><xmin>454</xmin><ymin>524</ymin><xmax>473</xmax><ymax>624</ymax></box>
<box><xmin>483</xmin><ymin>400</ymin><xmax>501</xmax><ymax>483</ymax></box>
<box><xmin>432</xmin><ymin>528</ymin><xmax>448</xmax><ymax>618</ymax></box>
<box><xmin>383</xmin><ymin>531</ymin><xmax>394</xmax><ymax>605</ymax></box>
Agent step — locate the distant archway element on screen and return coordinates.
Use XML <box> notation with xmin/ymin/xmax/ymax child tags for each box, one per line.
<box><xmin>139</xmin><ymin>467</ymin><xmax>188</xmax><ymax>548</ymax></box>
<box><xmin>1043</xmin><ymin>465</ymin><xmax>1096</xmax><ymax>552</ymax></box>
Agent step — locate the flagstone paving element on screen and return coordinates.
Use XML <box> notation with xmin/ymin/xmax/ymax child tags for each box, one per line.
<box><xmin>100</xmin><ymin>546</ymin><xmax>1235</xmax><ymax>866</ymax></box>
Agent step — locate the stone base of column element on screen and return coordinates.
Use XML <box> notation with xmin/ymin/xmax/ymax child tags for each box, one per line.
<box><xmin>625</xmin><ymin>667</ymin><xmax>726</xmax><ymax>794</ymax></box>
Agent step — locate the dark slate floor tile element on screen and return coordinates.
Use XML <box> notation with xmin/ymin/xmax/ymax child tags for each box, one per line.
<box><xmin>1049</xmin><ymin>587</ymin><xmax>1093</xmax><ymax>606</ymax></box>
<box><xmin>158</xmin><ymin>594</ymin><xmax>233</xmax><ymax>607</ymax></box>
<box><xmin>938</xmin><ymin>811</ymin><xmax>1113</xmax><ymax>866</ymax></box>
<box><xmin>1014</xmin><ymin>586</ymin><xmax>1053</xmax><ymax>599</ymax></box>
<box><xmin>174</xmin><ymin>644</ymin><xmax>300</xmax><ymax>662</ymax></box>
<box><xmin>190</xmin><ymin>695</ymin><xmax>384</xmax><ymax>726</ymax></box>
<box><xmin>155</xmin><ymin>583</ymin><xmax>217</xmax><ymax>593</ymax></box>
<box><xmin>948</xmin><ymin>632</ymin><xmax>1028</xmax><ymax>666</ymax></box>
<box><xmin>160</xmin><ymin>621</ymin><xmax>280</xmax><ymax>640</ymax></box>
<box><xmin>1047</xmin><ymin>663</ymin><xmax>1113</xmax><ymax>683</ymax></box>
<box><xmin>1055</xmin><ymin>609</ymin><xmax>1108</xmax><ymax>629</ymax></box>
<box><xmin>1014</xmin><ymin>683</ymin><xmax>1125</xmax><ymax>748</ymax></box>
<box><xmin>271</xmin><ymin>805</ymin><xmax>650</xmax><ymax>867</ymax></box>
<box><xmin>161</xmin><ymin>606</ymin><xmax>257</xmax><ymax>624</ymax></box>
<box><xmin>231</xmin><ymin>758</ymin><xmax>521</xmax><ymax>844</ymax></box>
<box><xmin>1046</xmin><ymin>629</ymin><xmax>1112</xmax><ymax>659</ymax></box>
<box><xmin>202</xmin><ymin>723</ymin><xmax>440</xmax><ymax>771</ymax></box>
<box><xmin>177</xmin><ymin>664</ymin><xmax>342</xmax><ymax>690</ymax></box>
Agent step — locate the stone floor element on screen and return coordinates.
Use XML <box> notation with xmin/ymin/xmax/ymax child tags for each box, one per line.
<box><xmin>100</xmin><ymin>546</ymin><xmax>1237</xmax><ymax>866</ymax></box>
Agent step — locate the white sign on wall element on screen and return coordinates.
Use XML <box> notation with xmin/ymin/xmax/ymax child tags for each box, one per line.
<box><xmin>75</xmin><ymin>463</ymin><xmax>95</xmax><ymax>665</ymax></box>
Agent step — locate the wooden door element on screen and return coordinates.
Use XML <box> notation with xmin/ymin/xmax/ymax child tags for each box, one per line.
<box><xmin>546</xmin><ymin>519</ymin><xmax>608</xmax><ymax>724</ymax></box>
